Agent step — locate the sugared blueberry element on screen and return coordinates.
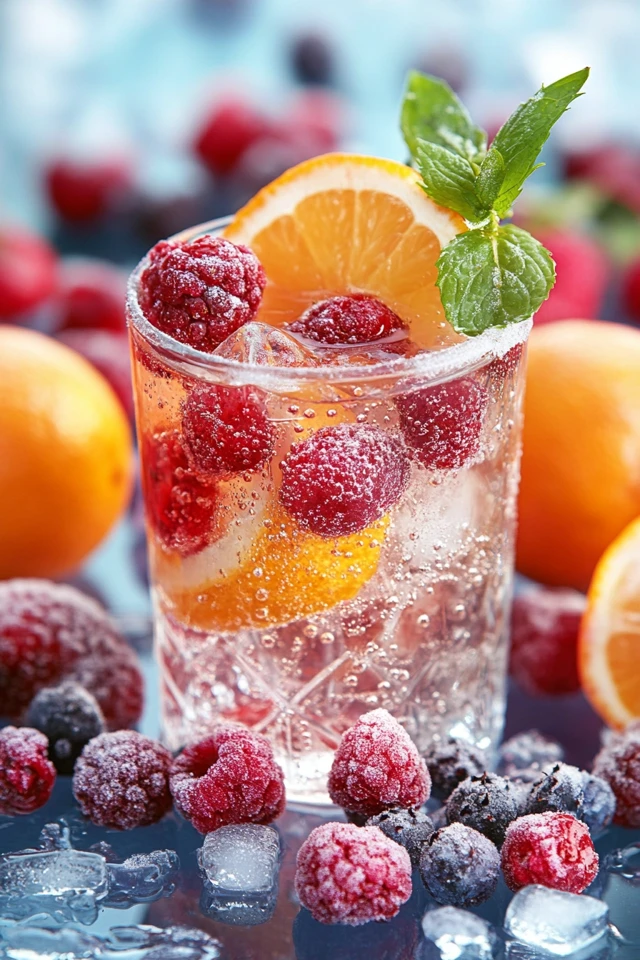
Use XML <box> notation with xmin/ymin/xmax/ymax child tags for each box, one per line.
<box><xmin>0</xmin><ymin>726</ymin><xmax>56</xmax><ymax>815</ymax></box>
<box><xmin>446</xmin><ymin>772</ymin><xmax>520</xmax><ymax>847</ymax></box>
<box><xmin>367</xmin><ymin>807</ymin><xmax>434</xmax><ymax>867</ymax></box>
<box><xmin>498</xmin><ymin>730</ymin><xmax>565</xmax><ymax>783</ymax></box>
<box><xmin>501</xmin><ymin>812</ymin><xmax>598</xmax><ymax>893</ymax></box>
<box><xmin>396</xmin><ymin>378</ymin><xmax>486</xmax><ymax>471</ymax></box>
<box><xmin>289</xmin><ymin>294</ymin><xmax>405</xmax><ymax>346</ymax></box>
<box><xmin>581</xmin><ymin>771</ymin><xmax>616</xmax><ymax>836</ymax></box>
<box><xmin>419</xmin><ymin>823</ymin><xmax>500</xmax><ymax>907</ymax></box>
<box><xmin>525</xmin><ymin>762</ymin><xmax>586</xmax><ymax>818</ymax></box>
<box><xmin>509</xmin><ymin>586</ymin><xmax>585</xmax><ymax>695</ymax></box>
<box><xmin>423</xmin><ymin>738</ymin><xmax>487</xmax><ymax>801</ymax></box>
<box><xmin>26</xmin><ymin>681</ymin><xmax>105</xmax><ymax>775</ymax></box>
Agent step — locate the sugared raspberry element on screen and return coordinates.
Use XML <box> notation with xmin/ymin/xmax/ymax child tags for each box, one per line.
<box><xmin>57</xmin><ymin>330</ymin><xmax>133</xmax><ymax>420</ymax></box>
<box><xmin>509</xmin><ymin>587</ymin><xmax>585</xmax><ymax>696</ymax></box>
<box><xmin>138</xmin><ymin>236</ymin><xmax>266</xmax><ymax>353</ymax></box>
<box><xmin>141</xmin><ymin>429</ymin><xmax>219</xmax><ymax>556</ymax></box>
<box><xmin>501</xmin><ymin>812</ymin><xmax>598</xmax><ymax>893</ymax></box>
<box><xmin>0</xmin><ymin>726</ymin><xmax>56</xmax><ymax>815</ymax></box>
<box><xmin>295</xmin><ymin>822</ymin><xmax>412</xmax><ymax>925</ymax></box>
<box><xmin>45</xmin><ymin>157</ymin><xmax>131</xmax><ymax>223</ymax></box>
<box><xmin>424</xmin><ymin>737</ymin><xmax>487</xmax><ymax>801</ymax></box>
<box><xmin>290</xmin><ymin>295</ymin><xmax>405</xmax><ymax>346</ymax></box>
<box><xmin>419</xmin><ymin>823</ymin><xmax>500</xmax><ymax>907</ymax></box>
<box><xmin>170</xmin><ymin>726</ymin><xmax>285</xmax><ymax>834</ymax></box>
<box><xmin>0</xmin><ymin>226</ymin><xmax>58</xmax><ymax>320</ymax></box>
<box><xmin>26</xmin><ymin>681</ymin><xmax>105</xmax><ymax>775</ymax></box>
<box><xmin>181</xmin><ymin>383</ymin><xmax>275</xmax><ymax>476</ymax></box>
<box><xmin>498</xmin><ymin>730</ymin><xmax>564</xmax><ymax>783</ymax></box>
<box><xmin>73</xmin><ymin>731</ymin><xmax>172</xmax><ymax>830</ymax></box>
<box><xmin>396</xmin><ymin>378</ymin><xmax>486</xmax><ymax>471</ymax></box>
<box><xmin>328</xmin><ymin>708</ymin><xmax>430</xmax><ymax>817</ymax></box>
<box><xmin>51</xmin><ymin>259</ymin><xmax>127</xmax><ymax>333</ymax></box>
<box><xmin>524</xmin><ymin>762</ymin><xmax>586</xmax><ymax>818</ymax></box>
<box><xmin>592</xmin><ymin>731</ymin><xmax>640</xmax><ymax>828</ymax></box>
<box><xmin>367</xmin><ymin>807</ymin><xmax>434</xmax><ymax>867</ymax></box>
<box><xmin>279</xmin><ymin>425</ymin><xmax>410</xmax><ymax>538</ymax></box>
<box><xmin>194</xmin><ymin>98</ymin><xmax>272</xmax><ymax>176</ymax></box>
<box><xmin>0</xmin><ymin>579</ymin><xmax>143</xmax><ymax>730</ymax></box>
<box><xmin>446</xmin><ymin>772</ymin><xmax>520</xmax><ymax>847</ymax></box>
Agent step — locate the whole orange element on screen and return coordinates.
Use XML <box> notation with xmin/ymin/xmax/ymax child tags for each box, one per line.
<box><xmin>517</xmin><ymin>319</ymin><xmax>640</xmax><ymax>591</ymax></box>
<box><xmin>0</xmin><ymin>327</ymin><xmax>133</xmax><ymax>578</ymax></box>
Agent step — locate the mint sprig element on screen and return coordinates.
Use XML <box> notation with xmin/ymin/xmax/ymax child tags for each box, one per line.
<box><xmin>401</xmin><ymin>68</ymin><xmax>589</xmax><ymax>335</ymax></box>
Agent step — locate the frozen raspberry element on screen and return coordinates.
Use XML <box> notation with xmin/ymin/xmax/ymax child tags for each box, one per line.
<box><xmin>524</xmin><ymin>762</ymin><xmax>586</xmax><ymax>818</ymax></box>
<box><xmin>0</xmin><ymin>226</ymin><xmax>58</xmax><ymax>320</ymax></box>
<box><xmin>141</xmin><ymin>429</ymin><xmax>219</xmax><ymax>556</ymax></box>
<box><xmin>446</xmin><ymin>772</ymin><xmax>520</xmax><ymax>847</ymax></box>
<box><xmin>498</xmin><ymin>730</ymin><xmax>565</xmax><ymax>783</ymax></box>
<box><xmin>0</xmin><ymin>726</ymin><xmax>56</xmax><ymax>815</ymax></box>
<box><xmin>170</xmin><ymin>726</ymin><xmax>285</xmax><ymax>834</ymax></box>
<box><xmin>581</xmin><ymin>771</ymin><xmax>616</xmax><ymax>836</ymax></box>
<box><xmin>58</xmin><ymin>330</ymin><xmax>133</xmax><ymax>420</ymax></box>
<box><xmin>0</xmin><ymin>579</ymin><xmax>143</xmax><ymax>730</ymax></box>
<box><xmin>194</xmin><ymin>98</ymin><xmax>272</xmax><ymax>176</ymax></box>
<box><xmin>592</xmin><ymin>732</ymin><xmax>640</xmax><ymax>828</ymax></box>
<box><xmin>367</xmin><ymin>807</ymin><xmax>434</xmax><ymax>867</ymax></box>
<box><xmin>45</xmin><ymin>157</ymin><xmax>131</xmax><ymax>223</ymax></box>
<box><xmin>181</xmin><ymin>383</ymin><xmax>275</xmax><ymax>476</ymax></box>
<box><xmin>424</xmin><ymin>738</ymin><xmax>487</xmax><ymax>801</ymax></box>
<box><xmin>26</xmin><ymin>681</ymin><xmax>105</xmax><ymax>775</ymax></box>
<box><xmin>290</xmin><ymin>32</ymin><xmax>336</xmax><ymax>86</ymax></box>
<box><xmin>396</xmin><ymin>378</ymin><xmax>486</xmax><ymax>471</ymax></box>
<box><xmin>419</xmin><ymin>823</ymin><xmax>500</xmax><ymax>907</ymax></box>
<box><xmin>73</xmin><ymin>731</ymin><xmax>172</xmax><ymax>829</ymax></box>
<box><xmin>533</xmin><ymin>230</ymin><xmax>608</xmax><ymax>326</ymax></box>
<box><xmin>138</xmin><ymin>236</ymin><xmax>266</xmax><ymax>353</ymax></box>
<box><xmin>509</xmin><ymin>587</ymin><xmax>585</xmax><ymax>696</ymax></box>
<box><xmin>295</xmin><ymin>822</ymin><xmax>412</xmax><ymax>925</ymax></box>
<box><xmin>279</xmin><ymin>425</ymin><xmax>410</xmax><ymax>538</ymax></box>
<box><xmin>328</xmin><ymin>708</ymin><xmax>430</xmax><ymax>817</ymax></box>
<box><xmin>51</xmin><ymin>259</ymin><xmax>127</xmax><ymax>332</ymax></box>
<box><xmin>501</xmin><ymin>812</ymin><xmax>599</xmax><ymax>893</ymax></box>
<box><xmin>290</xmin><ymin>295</ymin><xmax>405</xmax><ymax>346</ymax></box>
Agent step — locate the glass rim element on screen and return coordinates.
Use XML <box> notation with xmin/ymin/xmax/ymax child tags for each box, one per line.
<box><xmin>127</xmin><ymin>216</ymin><xmax>532</xmax><ymax>386</ymax></box>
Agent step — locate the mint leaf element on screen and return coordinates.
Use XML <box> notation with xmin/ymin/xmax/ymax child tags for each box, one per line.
<box><xmin>475</xmin><ymin>148</ymin><xmax>505</xmax><ymax>210</ymax></box>
<box><xmin>401</xmin><ymin>71</ymin><xmax>486</xmax><ymax>163</ymax></box>
<box><xmin>491</xmin><ymin>68</ymin><xmax>589</xmax><ymax>216</ymax></box>
<box><xmin>436</xmin><ymin>224</ymin><xmax>556</xmax><ymax>335</ymax></box>
<box><xmin>415</xmin><ymin>140</ymin><xmax>489</xmax><ymax>222</ymax></box>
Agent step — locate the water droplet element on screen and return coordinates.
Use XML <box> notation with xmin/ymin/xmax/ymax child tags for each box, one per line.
<box><xmin>303</xmin><ymin>408</ymin><xmax>316</xmax><ymax>419</ymax></box>
<box><xmin>253</xmin><ymin>567</ymin><xmax>263</xmax><ymax>578</ymax></box>
<box><xmin>303</xmin><ymin>624</ymin><xmax>318</xmax><ymax>639</ymax></box>
<box><xmin>418</xmin><ymin>614</ymin><xmax>430</xmax><ymax>628</ymax></box>
<box><xmin>353</xmin><ymin>386</ymin><xmax>363</xmax><ymax>397</ymax></box>
<box><xmin>261</xmin><ymin>634</ymin><xmax>276</xmax><ymax>649</ymax></box>
<box><xmin>255</xmin><ymin>588</ymin><xmax>269</xmax><ymax>602</ymax></box>
<box><xmin>356</xmin><ymin>413</ymin><xmax>367</xmax><ymax>423</ymax></box>
<box><xmin>344</xmin><ymin>674</ymin><xmax>358</xmax><ymax>688</ymax></box>
<box><xmin>320</xmin><ymin>631</ymin><xmax>335</xmax><ymax>644</ymax></box>
<box><xmin>327</xmin><ymin>408</ymin><xmax>337</xmax><ymax>418</ymax></box>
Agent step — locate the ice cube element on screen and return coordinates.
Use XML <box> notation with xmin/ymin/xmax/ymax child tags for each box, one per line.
<box><xmin>421</xmin><ymin>906</ymin><xmax>495</xmax><ymax>959</ymax></box>
<box><xmin>598</xmin><ymin>842</ymin><xmax>640</xmax><ymax>944</ymax></box>
<box><xmin>214</xmin><ymin>321</ymin><xmax>319</xmax><ymax>367</ymax></box>
<box><xmin>504</xmin><ymin>885</ymin><xmax>609</xmax><ymax>957</ymax></box>
<box><xmin>198</xmin><ymin>823</ymin><xmax>280</xmax><ymax>925</ymax></box>
<box><xmin>0</xmin><ymin>849</ymin><xmax>108</xmax><ymax>924</ymax></box>
<box><xmin>0</xmin><ymin>921</ymin><xmax>223</xmax><ymax>958</ymax></box>
<box><xmin>37</xmin><ymin>820</ymin><xmax>72</xmax><ymax>851</ymax></box>
<box><xmin>105</xmin><ymin>849</ymin><xmax>179</xmax><ymax>906</ymax></box>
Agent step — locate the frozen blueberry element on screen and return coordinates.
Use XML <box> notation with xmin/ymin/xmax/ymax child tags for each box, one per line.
<box><xmin>581</xmin><ymin>771</ymin><xmax>616</xmax><ymax>836</ymax></box>
<box><xmin>524</xmin><ymin>762</ymin><xmax>585</xmax><ymax>818</ymax></box>
<box><xmin>26</xmin><ymin>681</ymin><xmax>105</xmax><ymax>775</ymax></box>
<box><xmin>446</xmin><ymin>772</ymin><xmax>520</xmax><ymax>847</ymax></box>
<box><xmin>419</xmin><ymin>823</ymin><xmax>500</xmax><ymax>907</ymax></box>
<box><xmin>424</xmin><ymin>738</ymin><xmax>487</xmax><ymax>801</ymax></box>
<box><xmin>498</xmin><ymin>730</ymin><xmax>564</xmax><ymax>782</ymax></box>
<box><xmin>367</xmin><ymin>807</ymin><xmax>435</xmax><ymax>867</ymax></box>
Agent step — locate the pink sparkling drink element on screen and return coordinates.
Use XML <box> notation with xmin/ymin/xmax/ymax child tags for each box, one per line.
<box><xmin>128</xmin><ymin>220</ymin><xmax>530</xmax><ymax>806</ymax></box>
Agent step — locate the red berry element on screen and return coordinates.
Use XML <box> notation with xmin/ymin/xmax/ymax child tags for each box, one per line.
<box><xmin>592</xmin><ymin>730</ymin><xmax>640</xmax><ymax>827</ymax></box>
<box><xmin>487</xmin><ymin>343</ymin><xmax>524</xmax><ymax>382</ymax></box>
<box><xmin>0</xmin><ymin>226</ymin><xmax>58</xmax><ymax>320</ymax></box>
<box><xmin>45</xmin><ymin>157</ymin><xmax>131</xmax><ymax>223</ymax></box>
<box><xmin>509</xmin><ymin>587</ymin><xmax>585</xmax><ymax>696</ymax></box>
<box><xmin>52</xmin><ymin>259</ymin><xmax>126</xmax><ymax>333</ymax></box>
<box><xmin>295</xmin><ymin>822</ymin><xmax>412</xmax><ymax>925</ymax></box>
<box><xmin>328</xmin><ymin>708</ymin><xmax>430</xmax><ymax>817</ymax></box>
<box><xmin>501</xmin><ymin>812</ymin><xmax>598</xmax><ymax>893</ymax></box>
<box><xmin>170</xmin><ymin>726</ymin><xmax>285</xmax><ymax>834</ymax></box>
<box><xmin>290</xmin><ymin>295</ymin><xmax>405</xmax><ymax>346</ymax></box>
<box><xmin>622</xmin><ymin>257</ymin><xmax>640</xmax><ymax>325</ymax></box>
<box><xmin>0</xmin><ymin>579</ymin><xmax>143</xmax><ymax>730</ymax></box>
<box><xmin>138</xmin><ymin>236</ymin><xmax>266</xmax><ymax>353</ymax></box>
<box><xmin>73</xmin><ymin>731</ymin><xmax>172</xmax><ymax>829</ymax></box>
<box><xmin>57</xmin><ymin>330</ymin><xmax>133</xmax><ymax>420</ymax></box>
<box><xmin>396</xmin><ymin>377</ymin><xmax>486</xmax><ymax>471</ymax></box>
<box><xmin>182</xmin><ymin>383</ymin><xmax>275</xmax><ymax>476</ymax></box>
<box><xmin>194</xmin><ymin>98</ymin><xmax>272</xmax><ymax>176</ymax></box>
<box><xmin>141</xmin><ymin>429</ymin><xmax>219</xmax><ymax>556</ymax></box>
<box><xmin>533</xmin><ymin>230</ymin><xmax>609</xmax><ymax>326</ymax></box>
<box><xmin>285</xmin><ymin>90</ymin><xmax>344</xmax><ymax>151</ymax></box>
<box><xmin>279</xmin><ymin>424</ymin><xmax>410</xmax><ymax>538</ymax></box>
<box><xmin>0</xmin><ymin>726</ymin><xmax>56</xmax><ymax>815</ymax></box>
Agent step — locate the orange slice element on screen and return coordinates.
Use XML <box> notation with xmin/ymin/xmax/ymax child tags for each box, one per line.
<box><xmin>223</xmin><ymin>153</ymin><xmax>466</xmax><ymax>349</ymax></box>
<box><xmin>579</xmin><ymin>516</ymin><xmax>640</xmax><ymax>728</ymax></box>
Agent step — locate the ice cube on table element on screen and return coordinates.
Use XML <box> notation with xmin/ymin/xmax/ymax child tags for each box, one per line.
<box><xmin>504</xmin><ymin>885</ymin><xmax>609</xmax><ymax>957</ymax></box>
<box><xmin>105</xmin><ymin>849</ymin><xmax>179</xmax><ymax>906</ymax></box>
<box><xmin>198</xmin><ymin>823</ymin><xmax>280</xmax><ymax>926</ymax></box>
<box><xmin>421</xmin><ymin>906</ymin><xmax>495</xmax><ymax>959</ymax></box>
<box><xmin>0</xmin><ymin>849</ymin><xmax>107</xmax><ymax>924</ymax></box>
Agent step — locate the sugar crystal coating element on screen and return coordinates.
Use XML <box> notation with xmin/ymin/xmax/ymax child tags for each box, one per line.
<box><xmin>366</xmin><ymin>807</ymin><xmax>435</xmax><ymax>867</ymax></box>
<box><xmin>0</xmin><ymin>726</ymin><xmax>56</xmax><ymax>815</ymax></box>
<box><xmin>501</xmin><ymin>812</ymin><xmax>599</xmax><ymax>893</ymax></box>
<box><xmin>73</xmin><ymin>731</ymin><xmax>173</xmax><ymax>830</ymax></box>
<box><xmin>279</xmin><ymin>425</ymin><xmax>410</xmax><ymax>538</ymax></box>
<box><xmin>396</xmin><ymin>377</ymin><xmax>486</xmax><ymax>471</ymax></box>
<box><xmin>290</xmin><ymin>294</ymin><xmax>405</xmax><ymax>345</ymax></box>
<box><xmin>170</xmin><ymin>725</ymin><xmax>285</xmax><ymax>834</ymax></box>
<box><xmin>592</xmin><ymin>731</ymin><xmax>640</xmax><ymax>828</ymax></box>
<box><xmin>446</xmin><ymin>772</ymin><xmax>520</xmax><ymax>847</ymax></box>
<box><xmin>498</xmin><ymin>729</ymin><xmax>565</xmax><ymax>782</ymax></box>
<box><xmin>295</xmin><ymin>822</ymin><xmax>412</xmax><ymax>925</ymax></box>
<box><xmin>138</xmin><ymin>235</ymin><xmax>266</xmax><ymax>352</ymax></box>
<box><xmin>419</xmin><ymin>823</ymin><xmax>500</xmax><ymax>907</ymax></box>
<box><xmin>525</xmin><ymin>762</ymin><xmax>586</xmax><ymax>818</ymax></box>
<box><xmin>0</xmin><ymin>579</ymin><xmax>143</xmax><ymax>731</ymax></box>
<box><xmin>26</xmin><ymin>681</ymin><xmax>105</xmax><ymax>775</ymax></box>
<box><xmin>424</xmin><ymin>737</ymin><xmax>487</xmax><ymax>801</ymax></box>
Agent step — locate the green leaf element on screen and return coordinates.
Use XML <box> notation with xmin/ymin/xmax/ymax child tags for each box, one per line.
<box><xmin>415</xmin><ymin>140</ymin><xmax>489</xmax><ymax>222</ymax></box>
<box><xmin>436</xmin><ymin>224</ymin><xmax>556</xmax><ymax>335</ymax></box>
<box><xmin>475</xmin><ymin>148</ymin><xmax>506</xmax><ymax>210</ymax></box>
<box><xmin>401</xmin><ymin>71</ymin><xmax>486</xmax><ymax>163</ymax></box>
<box><xmin>491</xmin><ymin>67</ymin><xmax>590</xmax><ymax>216</ymax></box>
